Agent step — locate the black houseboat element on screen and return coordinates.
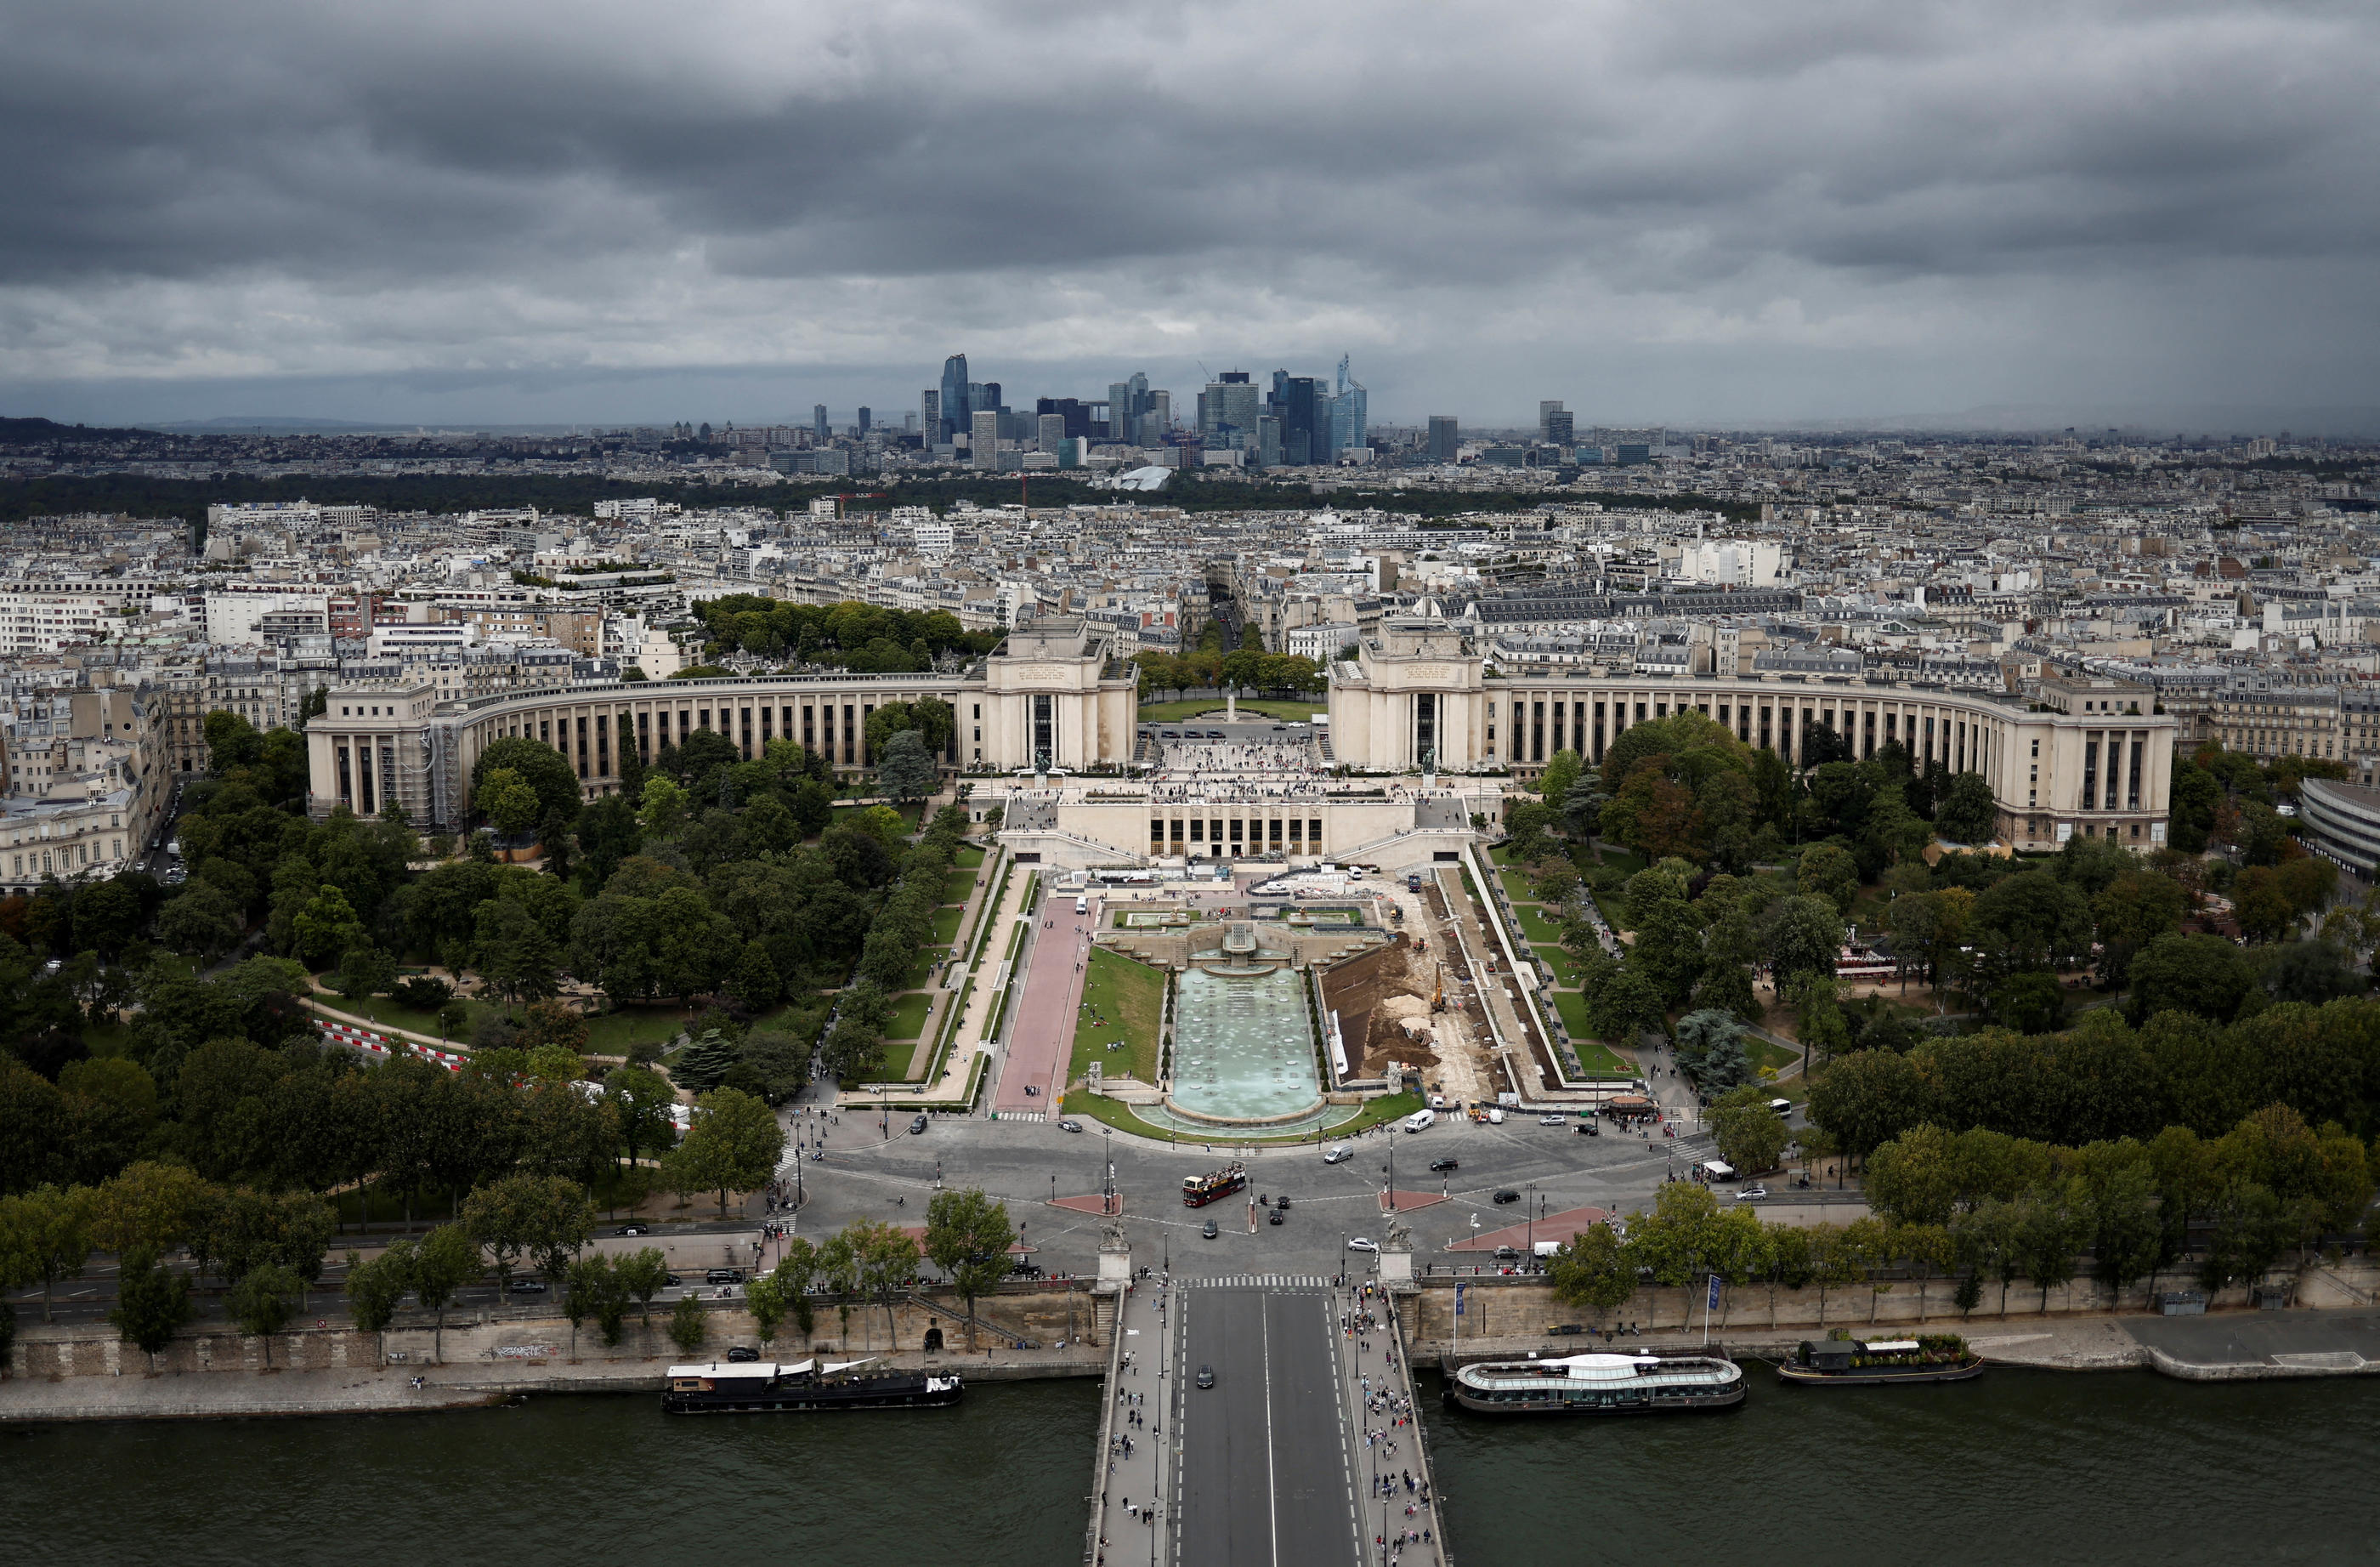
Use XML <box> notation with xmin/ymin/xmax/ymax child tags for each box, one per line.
<box><xmin>662</xmin><ymin>1357</ymin><xmax>964</xmax><ymax>1414</ymax></box>
<box><xmin>1776</xmin><ymin>1335</ymin><xmax>1984</xmax><ymax>1386</ymax></box>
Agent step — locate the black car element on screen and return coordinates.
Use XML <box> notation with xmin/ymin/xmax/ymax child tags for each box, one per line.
<box><xmin>1196</xmin><ymin>1365</ymin><xmax>1216</xmax><ymax>1388</ymax></box>
<box><xmin>1201</xmin><ymin>1218</ymin><xmax>1219</xmax><ymax>1239</ymax></box>
<box><xmin>725</xmin><ymin>1345</ymin><xmax>760</xmax><ymax>1363</ymax></box>
<box><xmin>1576</xmin><ymin>1121</ymin><xmax>1600</xmax><ymax>1137</ymax></box>
<box><xmin>1274</xmin><ymin>1195</ymin><xmax>1291</xmax><ymax>1212</ymax></box>
<box><xmin>615</xmin><ymin>1224</ymin><xmax>649</xmax><ymax>1236</ymax></box>
<box><xmin>1429</xmin><ymin>1157</ymin><xmax>1460</xmax><ymax>1173</ymax></box>
<box><xmin>1266</xmin><ymin>1208</ymin><xmax>1284</xmax><ymax>1225</ymax></box>
<box><xmin>1493</xmin><ymin>1189</ymin><xmax>1521</xmax><ymax>1205</ymax></box>
<box><xmin>1012</xmin><ymin>1260</ymin><xmax>1046</xmax><ymax>1278</ymax></box>
<box><xmin>910</xmin><ymin>1115</ymin><xmax>929</xmax><ymax>1135</ymax></box>
<box><xmin>1493</xmin><ymin>1246</ymin><xmax>1521</xmax><ymax>1262</ymax></box>
<box><xmin>706</xmin><ymin>1269</ymin><xmax>744</xmax><ymax>1285</ymax></box>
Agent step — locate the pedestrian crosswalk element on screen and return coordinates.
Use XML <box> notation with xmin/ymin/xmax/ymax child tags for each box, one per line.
<box><xmin>1000</xmin><ymin>1110</ymin><xmax>1046</xmax><ymax>1122</ymax></box>
<box><xmin>1191</xmin><ymin>1274</ymin><xmax>1331</xmax><ymax>1289</ymax></box>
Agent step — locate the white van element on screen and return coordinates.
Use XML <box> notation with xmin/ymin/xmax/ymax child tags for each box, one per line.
<box><xmin>1486</xmin><ymin>1107</ymin><xmax>1505</xmax><ymax>1125</ymax></box>
<box><xmin>1532</xmin><ymin>1241</ymin><xmax>1561</xmax><ymax>1259</ymax></box>
<box><xmin>1403</xmin><ymin>1109</ymin><xmax>1436</xmax><ymax>1133</ymax></box>
<box><xmin>1074</xmin><ymin>896</ymin><xmax>1089</xmax><ymax>915</ymax></box>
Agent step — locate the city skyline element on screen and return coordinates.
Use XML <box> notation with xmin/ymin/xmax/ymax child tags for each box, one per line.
<box><xmin>3</xmin><ymin>2</ymin><xmax>2376</xmax><ymax>430</ymax></box>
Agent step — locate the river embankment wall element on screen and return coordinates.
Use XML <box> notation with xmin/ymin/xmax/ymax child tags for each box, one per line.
<box><xmin>1</xmin><ymin>1285</ymin><xmax>1111</xmax><ymax>1423</ymax></box>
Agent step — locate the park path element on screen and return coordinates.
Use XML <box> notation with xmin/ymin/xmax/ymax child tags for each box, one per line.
<box><xmin>995</xmin><ymin>893</ymin><xmax>1095</xmax><ymax>1118</ymax></box>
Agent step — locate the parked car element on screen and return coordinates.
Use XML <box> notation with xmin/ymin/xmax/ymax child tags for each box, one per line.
<box><xmin>1493</xmin><ymin>1189</ymin><xmax>1521</xmax><ymax>1205</ymax></box>
<box><xmin>1346</xmin><ymin>1236</ymin><xmax>1379</xmax><ymax>1253</ymax></box>
<box><xmin>726</xmin><ymin>1345</ymin><xmax>760</xmax><ymax>1363</ymax></box>
<box><xmin>508</xmin><ymin>1278</ymin><xmax>548</xmax><ymax>1294</ymax></box>
<box><xmin>1538</xmin><ymin>1114</ymin><xmax>1566</xmax><ymax>1127</ymax></box>
<box><xmin>1201</xmin><ymin>1218</ymin><xmax>1219</xmax><ymax>1239</ymax></box>
<box><xmin>1058</xmin><ymin>1119</ymin><xmax>1083</xmax><ymax>1133</ymax></box>
<box><xmin>1429</xmin><ymin>1157</ymin><xmax>1460</xmax><ymax>1173</ymax></box>
<box><xmin>910</xmin><ymin>1115</ymin><xmax>929</xmax><ymax>1135</ymax></box>
<box><xmin>1196</xmin><ymin>1365</ymin><xmax>1216</xmax><ymax>1388</ymax></box>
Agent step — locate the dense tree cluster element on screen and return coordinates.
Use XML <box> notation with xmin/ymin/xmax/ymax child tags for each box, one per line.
<box><xmin>1133</xmin><ymin>647</ymin><xmax>1324</xmax><ymax>701</ymax></box>
<box><xmin>692</xmin><ymin>594</ymin><xmax>994</xmax><ymax>673</ymax></box>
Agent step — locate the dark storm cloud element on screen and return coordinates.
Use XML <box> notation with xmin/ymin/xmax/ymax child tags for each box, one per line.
<box><xmin>0</xmin><ymin>0</ymin><xmax>2374</xmax><ymax>420</ymax></box>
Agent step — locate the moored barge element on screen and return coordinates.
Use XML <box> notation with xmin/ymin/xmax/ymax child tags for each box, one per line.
<box><xmin>662</xmin><ymin>1358</ymin><xmax>963</xmax><ymax>1414</ymax></box>
<box><xmin>1444</xmin><ymin>1351</ymin><xmax>1745</xmax><ymax>1415</ymax></box>
<box><xmin>1776</xmin><ymin>1335</ymin><xmax>1984</xmax><ymax>1386</ymax></box>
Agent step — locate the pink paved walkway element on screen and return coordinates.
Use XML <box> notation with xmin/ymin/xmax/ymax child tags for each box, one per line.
<box><xmin>1050</xmin><ymin>1192</ymin><xmax>1123</xmax><ymax>1215</ymax></box>
<box><xmin>994</xmin><ymin>897</ymin><xmax>1093</xmax><ymax>1115</ymax></box>
<box><xmin>1447</xmin><ymin>1203</ymin><xmax>1616</xmax><ymax>1252</ymax></box>
<box><xmin>1380</xmin><ymin>1189</ymin><xmax>1450</xmax><ymax>1212</ymax></box>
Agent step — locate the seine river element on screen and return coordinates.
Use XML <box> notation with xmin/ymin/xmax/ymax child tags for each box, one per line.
<box><xmin>5</xmin><ymin>1372</ymin><xmax>2378</xmax><ymax>1564</ymax></box>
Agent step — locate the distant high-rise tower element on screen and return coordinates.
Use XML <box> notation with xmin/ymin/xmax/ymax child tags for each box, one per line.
<box><xmin>939</xmin><ymin>355</ymin><xmax>971</xmax><ymax>442</ymax></box>
<box><xmin>972</xmin><ymin>410</ymin><xmax>999</xmax><ymax>470</ymax></box>
<box><xmin>1545</xmin><ymin>410</ymin><xmax>1573</xmax><ymax>446</ymax></box>
<box><xmin>1539</xmin><ymin>400</ymin><xmax>1565</xmax><ymax>442</ymax></box>
<box><xmin>813</xmin><ymin>404</ymin><xmax>829</xmax><ymax>440</ymax></box>
<box><xmin>1427</xmin><ymin>416</ymin><xmax>1459</xmax><ymax>462</ymax></box>
<box><xmin>1331</xmin><ymin>356</ymin><xmax>1367</xmax><ymax>458</ymax></box>
<box><xmin>857</xmin><ymin>406</ymin><xmax>871</xmax><ymax>436</ymax></box>
<box><xmin>1037</xmin><ymin>413</ymin><xmax>1065</xmax><ymax>454</ymax></box>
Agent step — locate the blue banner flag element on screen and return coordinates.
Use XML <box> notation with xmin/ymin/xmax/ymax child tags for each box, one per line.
<box><xmin>1706</xmin><ymin>1275</ymin><xmax>1721</xmax><ymax>1309</ymax></box>
<box><xmin>1454</xmin><ymin>1285</ymin><xmax>1465</xmax><ymax>1316</ymax></box>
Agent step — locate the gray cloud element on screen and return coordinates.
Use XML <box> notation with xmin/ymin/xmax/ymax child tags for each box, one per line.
<box><xmin>0</xmin><ymin>0</ymin><xmax>2374</xmax><ymax>425</ymax></box>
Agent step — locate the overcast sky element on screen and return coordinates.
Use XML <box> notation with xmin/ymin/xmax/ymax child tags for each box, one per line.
<box><xmin>4</xmin><ymin>0</ymin><xmax>2377</xmax><ymax>431</ymax></box>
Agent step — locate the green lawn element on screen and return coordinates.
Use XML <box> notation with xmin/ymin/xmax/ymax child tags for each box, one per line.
<box><xmin>1748</xmin><ymin>1039</ymin><xmax>1799</xmax><ymax>1078</ymax></box>
<box><xmin>1533</xmin><ymin>944</ymin><xmax>1584</xmax><ymax>987</ymax></box>
<box><xmin>1069</xmin><ymin>946</ymin><xmax>1166</xmax><ymax>1086</ymax></box>
<box><xmin>1137</xmin><ymin>697</ymin><xmax>1321</xmax><ymax>724</ymax></box>
<box><xmin>1591</xmin><ymin>846</ymin><xmax>1646</xmax><ymax>875</ymax></box>
<box><xmin>1498</xmin><ymin>867</ymin><xmax>1538</xmax><ymax>904</ymax></box>
<box><xmin>932</xmin><ymin>906</ymin><xmax>965</xmax><ymax>945</ymax></box>
<box><xmin>883</xmin><ymin>991</ymin><xmax>936</xmax><ymax>1041</ymax></box>
<box><xmin>583</xmin><ymin>1006</ymin><xmax>706</xmax><ymax>1055</ymax></box>
<box><xmin>1548</xmin><ymin>991</ymin><xmax>1639</xmax><ymax>1076</ymax></box>
<box><xmin>943</xmin><ymin>871</ymin><xmax>978</xmax><ymax>906</ymax></box>
<box><xmin>1513</xmin><ymin>903</ymin><xmax>1566</xmax><ymax>945</ymax></box>
<box><xmin>954</xmin><ymin>845</ymin><xmax>987</xmax><ymax>868</ymax></box>
<box><xmin>900</xmin><ymin>948</ymin><xmax>949</xmax><ymax>991</ymax></box>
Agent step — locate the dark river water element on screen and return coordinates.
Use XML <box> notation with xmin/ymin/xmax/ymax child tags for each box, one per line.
<box><xmin>1420</xmin><ymin>1366</ymin><xmax>2380</xmax><ymax>1566</ymax></box>
<box><xmin>6</xmin><ymin>1371</ymin><xmax>2378</xmax><ymax>1564</ymax></box>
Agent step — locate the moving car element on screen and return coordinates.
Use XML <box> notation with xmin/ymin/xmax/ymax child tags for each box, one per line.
<box><xmin>1322</xmin><ymin>1145</ymin><xmax>1352</xmax><ymax>1164</ymax></box>
<box><xmin>1734</xmin><ymin>1185</ymin><xmax>1771</xmax><ymax>1201</ymax></box>
<box><xmin>1493</xmin><ymin>1189</ymin><xmax>1521</xmax><ymax>1205</ymax></box>
<box><xmin>706</xmin><ymin>1269</ymin><xmax>744</xmax><ymax>1285</ymax></box>
<box><xmin>1011</xmin><ymin>1260</ymin><xmax>1046</xmax><ymax>1278</ymax></box>
<box><xmin>1429</xmin><ymin>1157</ymin><xmax>1460</xmax><ymax>1173</ymax></box>
<box><xmin>1201</xmin><ymin>1218</ymin><xmax>1219</xmax><ymax>1239</ymax></box>
<box><xmin>1346</xmin><ymin>1236</ymin><xmax>1379</xmax><ymax>1253</ymax></box>
<box><xmin>1538</xmin><ymin>1114</ymin><xmax>1566</xmax><ymax>1127</ymax></box>
<box><xmin>615</xmin><ymin>1224</ymin><xmax>650</xmax><ymax>1236</ymax></box>
<box><xmin>910</xmin><ymin>1115</ymin><xmax>929</xmax><ymax>1135</ymax></box>
<box><xmin>726</xmin><ymin>1345</ymin><xmax>761</xmax><ymax>1363</ymax></box>
<box><xmin>1768</xmin><ymin>1099</ymin><xmax>1794</xmax><ymax>1116</ymax></box>
<box><xmin>1403</xmin><ymin>1110</ymin><xmax>1436</xmax><ymax>1133</ymax></box>
<box><xmin>1196</xmin><ymin>1365</ymin><xmax>1216</xmax><ymax>1388</ymax></box>
<box><xmin>1058</xmin><ymin>1119</ymin><xmax>1084</xmax><ymax>1133</ymax></box>
<box><xmin>1493</xmin><ymin>1246</ymin><xmax>1521</xmax><ymax>1262</ymax></box>
<box><xmin>1267</xmin><ymin>1207</ymin><xmax>1284</xmax><ymax>1225</ymax></box>
<box><xmin>507</xmin><ymin>1279</ymin><xmax>548</xmax><ymax>1294</ymax></box>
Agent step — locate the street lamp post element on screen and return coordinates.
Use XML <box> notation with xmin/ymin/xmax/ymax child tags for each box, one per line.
<box><xmin>1526</xmin><ymin>1180</ymin><xmax>1536</xmax><ymax>1257</ymax></box>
